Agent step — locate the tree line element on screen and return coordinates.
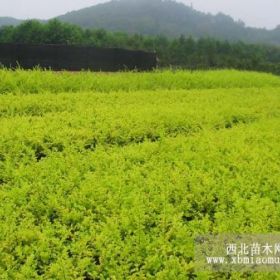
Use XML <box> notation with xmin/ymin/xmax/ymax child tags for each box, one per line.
<box><xmin>0</xmin><ymin>19</ymin><xmax>280</xmax><ymax>74</ymax></box>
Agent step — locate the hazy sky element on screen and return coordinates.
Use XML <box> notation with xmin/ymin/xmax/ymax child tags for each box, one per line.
<box><xmin>0</xmin><ymin>0</ymin><xmax>279</xmax><ymax>29</ymax></box>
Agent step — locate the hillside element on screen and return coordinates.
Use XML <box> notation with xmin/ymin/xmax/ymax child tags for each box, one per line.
<box><xmin>0</xmin><ymin>17</ymin><xmax>21</xmax><ymax>27</ymax></box>
<box><xmin>56</xmin><ymin>0</ymin><xmax>280</xmax><ymax>45</ymax></box>
<box><xmin>0</xmin><ymin>0</ymin><xmax>280</xmax><ymax>45</ymax></box>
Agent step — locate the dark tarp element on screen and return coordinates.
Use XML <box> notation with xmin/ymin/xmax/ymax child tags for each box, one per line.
<box><xmin>0</xmin><ymin>43</ymin><xmax>157</xmax><ymax>71</ymax></box>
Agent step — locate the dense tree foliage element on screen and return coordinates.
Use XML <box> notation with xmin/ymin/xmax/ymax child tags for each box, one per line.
<box><xmin>1</xmin><ymin>0</ymin><xmax>280</xmax><ymax>46</ymax></box>
<box><xmin>0</xmin><ymin>19</ymin><xmax>280</xmax><ymax>74</ymax></box>
<box><xmin>56</xmin><ymin>0</ymin><xmax>280</xmax><ymax>46</ymax></box>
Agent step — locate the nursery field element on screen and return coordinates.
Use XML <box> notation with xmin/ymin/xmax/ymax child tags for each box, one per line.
<box><xmin>0</xmin><ymin>69</ymin><xmax>280</xmax><ymax>279</ymax></box>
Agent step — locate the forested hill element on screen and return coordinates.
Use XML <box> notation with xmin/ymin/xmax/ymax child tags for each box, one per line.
<box><xmin>0</xmin><ymin>17</ymin><xmax>22</xmax><ymax>27</ymax></box>
<box><xmin>56</xmin><ymin>0</ymin><xmax>280</xmax><ymax>45</ymax></box>
<box><xmin>1</xmin><ymin>0</ymin><xmax>279</xmax><ymax>45</ymax></box>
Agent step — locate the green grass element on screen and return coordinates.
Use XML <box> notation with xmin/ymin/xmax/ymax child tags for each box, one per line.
<box><xmin>0</xmin><ymin>70</ymin><xmax>279</xmax><ymax>279</ymax></box>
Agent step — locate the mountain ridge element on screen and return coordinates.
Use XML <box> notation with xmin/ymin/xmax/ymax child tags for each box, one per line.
<box><xmin>0</xmin><ymin>17</ymin><xmax>22</xmax><ymax>27</ymax></box>
<box><xmin>1</xmin><ymin>0</ymin><xmax>279</xmax><ymax>45</ymax></box>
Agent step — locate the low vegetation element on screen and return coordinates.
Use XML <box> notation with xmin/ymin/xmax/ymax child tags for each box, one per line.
<box><xmin>0</xmin><ymin>69</ymin><xmax>279</xmax><ymax>278</ymax></box>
